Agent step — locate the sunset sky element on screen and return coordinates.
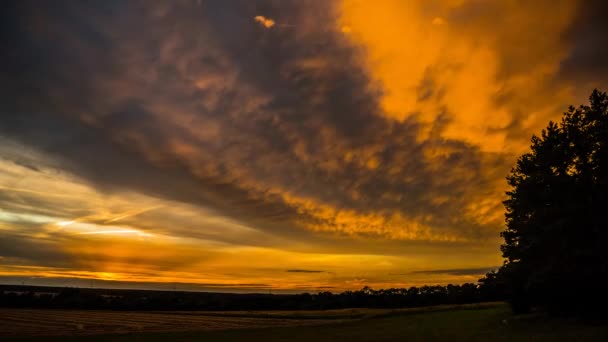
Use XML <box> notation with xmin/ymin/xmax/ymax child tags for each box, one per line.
<box><xmin>1</xmin><ymin>0</ymin><xmax>607</xmax><ymax>292</ymax></box>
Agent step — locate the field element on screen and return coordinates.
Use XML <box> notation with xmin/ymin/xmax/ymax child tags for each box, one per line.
<box><xmin>1</xmin><ymin>303</ymin><xmax>607</xmax><ymax>341</ymax></box>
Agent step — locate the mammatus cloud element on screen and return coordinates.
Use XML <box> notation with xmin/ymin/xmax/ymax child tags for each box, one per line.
<box><xmin>0</xmin><ymin>0</ymin><xmax>505</xmax><ymax>243</ymax></box>
<box><xmin>0</xmin><ymin>0</ymin><xmax>606</xmax><ymax>291</ymax></box>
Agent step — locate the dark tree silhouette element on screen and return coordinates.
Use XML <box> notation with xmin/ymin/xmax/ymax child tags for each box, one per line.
<box><xmin>499</xmin><ymin>89</ymin><xmax>608</xmax><ymax>315</ymax></box>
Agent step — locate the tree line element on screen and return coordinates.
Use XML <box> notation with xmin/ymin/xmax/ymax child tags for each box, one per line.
<box><xmin>0</xmin><ymin>283</ymin><xmax>503</xmax><ymax>311</ymax></box>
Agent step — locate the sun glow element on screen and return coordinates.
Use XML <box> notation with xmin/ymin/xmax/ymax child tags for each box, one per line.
<box><xmin>77</xmin><ymin>229</ymin><xmax>154</xmax><ymax>237</ymax></box>
<box><xmin>55</xmin><ymin>221</ymin><xmax>75</xmax><ymax>227</ymax></box>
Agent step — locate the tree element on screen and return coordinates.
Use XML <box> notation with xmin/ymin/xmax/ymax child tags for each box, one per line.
<box><xmin>477</xmin><ymin>270</ymin><xmax>505</xmax><ymax>302</ymax></box>
<box><xmin>500</xmin><ymin>89</ymin><xmax>608</xmax><ymax>315</ymax></box>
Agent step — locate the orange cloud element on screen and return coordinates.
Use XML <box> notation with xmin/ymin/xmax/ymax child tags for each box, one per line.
<box><xmin>254</xmin><ymin>15</ymin><xmax>275</xmax><ymax>28</ymax></box>
<box><xmin>339</xmin><ymin>0</ymin><xmax>578</xmax><ymax>153</ymax></box>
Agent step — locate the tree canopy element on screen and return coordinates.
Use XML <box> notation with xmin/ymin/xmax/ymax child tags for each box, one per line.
<box><xmin>498</xmin><ymin>89</ymin><xmax>608</xmax><ymax>315</ymax></box>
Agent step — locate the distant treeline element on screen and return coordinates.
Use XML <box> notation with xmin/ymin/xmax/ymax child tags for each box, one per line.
<box><xmin>0</xmin><ymin>283</ymin><xmax>503</xmax><ymax>311</ymax></box>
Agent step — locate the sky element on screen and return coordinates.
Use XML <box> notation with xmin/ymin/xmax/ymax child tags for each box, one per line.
<box><xmin>1</xmin><ymin>0</ymin><xmax>607</xmax><ymax>293</ymax></box>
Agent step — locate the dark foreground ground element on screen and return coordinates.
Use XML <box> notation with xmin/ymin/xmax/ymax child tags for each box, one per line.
<box><xmin>1</xmin><ymin>303</ymin><xmax>607</xmax><ymax>341</ymax></box>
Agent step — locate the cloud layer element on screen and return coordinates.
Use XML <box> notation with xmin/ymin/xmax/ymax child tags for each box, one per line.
<box><xmin>1</xmin><ymin>0</ymin><xmax>606</xmax><ymax>290</ymax></box>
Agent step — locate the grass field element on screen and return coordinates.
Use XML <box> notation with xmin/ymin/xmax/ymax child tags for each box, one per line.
<box><xmin>2</xmin><ymin>303</ymin><xmax>607</xmax><ymax>341</ymax></box>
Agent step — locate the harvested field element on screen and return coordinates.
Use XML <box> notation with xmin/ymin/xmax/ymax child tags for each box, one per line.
<box><xmin>0</xmin><ymin>303</ymin><xmax>498</xmax><ymax>338</ymax></box>
<box><xmin>3</xmin><ymin>303</ymin><xmax>605</xmax><ymax>341</ymax></box>
<box><xmin>0</xmin><ymin>308</ymin><xmax>334</xmax><ymax>337</ymax></box>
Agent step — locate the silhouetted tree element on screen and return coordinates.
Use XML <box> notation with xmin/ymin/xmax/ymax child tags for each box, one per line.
<box><xmin>477</xmin><ymin>270</ymin><xmax>505</xmax><ymax>302</ymax></box>
<box><xmin>500</xmin><ymin>89</ymin><xmax>608</xmax><ymax>315</ymax></box>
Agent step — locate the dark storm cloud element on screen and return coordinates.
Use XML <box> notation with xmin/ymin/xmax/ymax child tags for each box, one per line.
<box><xmin>8</xmin><ymin>158</ymin><xmax>40</xmax><ymax>172</ymax></box>
<box><xmin>408</xmin><ymin>266</ymin><xmax>499</xmax><ymax>276</ymax></box>
<box><xmin>286</xmin><ymin>269</ymin><xmax>325</xmax><ymax>273</ymax></box>
<box><xmin>0</xmin><ymin>0</ymin><xmax>506</xmax><ymax>241</ymax></box>
<box><xmin>0</xmin><ymin>229</ymin><xmax>75</xmax><ymax>268</ymax></box>
<box><xmin>0</xmin><ymin>276</ymin><xmax>274</xmax><ymax>292</ymax></box>
<box><xmin>559</xmin><ymin>0</ymin><xmax>608</xmax><ymax>82</ymax></box>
